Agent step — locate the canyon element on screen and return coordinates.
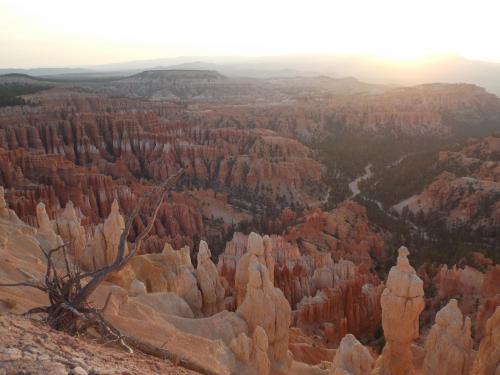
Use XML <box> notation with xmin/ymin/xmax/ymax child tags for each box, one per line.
<box><xmin>0</xmin><ymin>70</ymin><xmax>499</xmax><ymax>374</ymax></box>
<box><xmin>394</xmin><ymin>136</ymin><xmax>500</xmax><ymax>238</ymax></box>
<box><xmin>0</xmin><ymin>199</ymin><xmax>498</xmax><ymax>374</ymax></box>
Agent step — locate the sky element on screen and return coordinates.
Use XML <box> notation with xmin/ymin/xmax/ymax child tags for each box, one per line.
<box><xmin>1</xmin><ymin>0</ymin><xmax>500</xmax><ymax>68</ymax></box>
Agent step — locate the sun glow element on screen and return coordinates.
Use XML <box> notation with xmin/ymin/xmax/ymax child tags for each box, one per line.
<box><xmin>0</xmin><ymin>0</ymin><xmax>499</xmax><ymax>67</ymax></box>
<box><xmin>372</xmin><ymin>50</ymin><xmax>440</xmax><ymax>62</ymax></box>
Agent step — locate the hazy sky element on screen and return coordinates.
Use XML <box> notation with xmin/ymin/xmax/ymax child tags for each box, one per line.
<box><xmin>1</xmin><ymin>0</ymin><xmax>500</xmax><ymax>68</ymax></box>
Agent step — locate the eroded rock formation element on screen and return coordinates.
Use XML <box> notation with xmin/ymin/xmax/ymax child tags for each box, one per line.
<box><xmin>0</xmin><ymin>89</ymin><xmax>324</xmax><ymax>243</ymax></box>
<box><xmin>195</xmin><ymin>240</ymin><xmax>225</xmax><ymax>315</ymax></box>
<box><xmin>472</xmin><ymin>306</ymin><xmax>500</xmax><ymax>375</ymax></box>
<box><xmin>35</xmin><ymin>202</ymin><xmax>64</xmax><ymax>251</ymax></box>
<box><xmin>219</xmin><ymin>227</ymin><xmax>384</xmax><ymax>345</ymax></box>
<box><xmin>236</xmin><ymin>258</ymin><xmax>292</xmax><ymax>369</ymax></box>
<box><xmin>234</xmin><ymin>232</ymin><xmax>275</xmax><ymax>306</ymax></box>
<box><xmin>296</xmin><ymin>271</ymin><xmax>383</xmax><ymax>345</ymax></box>
<box><xmin>54</xmin><ymin>201</ymin><xmax>87</xmax><ymax>261</ymax></box>
<box><xmin>331</xmin><ymin>333</ymin><xmax>374</xmax><ymax>375</ymax></box>
<box><xmin>373</xmin><ymin>247</ymin><xmax>424</xmax><ymax>375</ymax></box>
<box><xmin>229</xmin><ymin>326</ymin><xmax>271</xmax><ymax>375</ymax></box>
<box><xmin>1</xmin><ymin>81</ymin><xmax>499</xmax><ymax>375</ymax></box>
<box><xmin>423</xmin><ymin>299</ymin><xmax>473</xmax><ymax>375</ymax></box>
<box><xmin>82</xmin><ymin>199</ymin><xmax>125</xmax><ymax>271</ymax></box>
<box><xmin>111</xmin><ymin>242</ymin><xmax>203</xmax><ymax>315</ymax></box>
<box><xmin>394</xmin><ymin>136</ymin><xmax>500</xmax><ymax>238</ymax></box>
<box><xmin>0</xmin><ymin>186</ymin><xmax>22</xmax><ymax>224</ymax></box>
<box><xmin>435</xmin><ymin>264</ymin><xmax>485</xmax><ymax>300</ymax></box>
<box><xmin>286</xmin><ymin>202</ymin><xmax>385</xmax><ymax>273</ymax></box>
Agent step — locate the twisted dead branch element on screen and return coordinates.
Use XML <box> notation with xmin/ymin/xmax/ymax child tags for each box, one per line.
<box><xmin>0</xmin><ymin>170</ymin><xmax>226</xmax><ymax>374</ymax></box>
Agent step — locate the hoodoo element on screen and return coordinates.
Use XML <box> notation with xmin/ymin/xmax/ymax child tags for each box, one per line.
<box><xmin>82</xmin><ymin>199</ymin><xmax>125</xmax><ymax>271</ymax></box>
<box><xmin>423</xmin><ymin>299</ymin><xmax>473</xmax><ymax>375</ymax></box>
<box><xmin>472</xmin><ymin>307</ymin><xmax>500</xmax><ymax>375</ymax></box>
<box><xmin>54</xmin><ymin>201</ymin><xmax>87</xmax><ymax>261</ymax></box>
<box><xmin>35</xmin><ymin>202</ymin><xmax>64</xmax><ymax>251</ymax></box>
<box><xmin>236</xmin><ymin>258</ymin><xmax>292</xmax><ymax>370</ymax></box>
<box><xmin>373</xmin><ymin>246</ymin><xmax>425</xmax><ymax>375</ymax></box>
<box><xmin>331</xmin><ymin>333</ymin><xmax>374</xmax><ymax>375</ymax></box>
<box><xmin>195</xmin><ymin>240</ymin><xmax>225</xmax><ymax>315</ymax></box>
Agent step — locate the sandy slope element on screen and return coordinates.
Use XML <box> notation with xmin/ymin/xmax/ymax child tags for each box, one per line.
<box><xmin>0</xmin><ymin>314</ymin><xmax>195</xmax><ymax>375</ymax></box>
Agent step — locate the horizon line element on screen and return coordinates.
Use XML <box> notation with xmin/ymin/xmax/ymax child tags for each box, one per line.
<box><xmin>2</xmin><ymin>52</ymin><xmax>500</xmax><ymax>71</ymax></box>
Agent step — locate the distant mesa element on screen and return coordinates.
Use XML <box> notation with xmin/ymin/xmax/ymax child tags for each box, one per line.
<box><xmin>125</xmin><ymin>69</ymin><xmax>227</xmax><ymax>80</ymax></box>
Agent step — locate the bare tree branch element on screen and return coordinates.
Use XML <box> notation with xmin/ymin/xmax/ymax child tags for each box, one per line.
<box><xmin>0</xmin><ymin>170</ymin><xmax>218</xmax><ymax>374</ymax></box>
<box><xmin>24</xmin><ymin>306</ymin><xmax>49</xmax><ymax>316</ymax></box>
<box><xmin>0</xmin><ymin>281</ymin><xmax>47</xmax><ymax>292</ymax></box>
<box><xmin>73</xmin><ymin>169</ymin><xmax>183</xmax><ymax>306</ymax></box>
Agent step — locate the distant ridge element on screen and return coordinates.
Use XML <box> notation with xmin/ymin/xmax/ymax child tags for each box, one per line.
<box><xmin>122</xmin><ymin>69</ymin><xmax>227</xmax><ymax>81</ymax></box>
<box><xmin>0</xmin><ymin>73</ymin><xmax>60</xmax><ymax>86</ymax></box>
<box><xmin>4</xmin><ymin>54</ymin><xmax>499</xmax><ymax>95</ymax></box>
<box><xmin>0</xmin><ymin>73</ymin><xmax>55</xmax><ymax>81</ymax></box>
<box><xmin>0</xmin><ymin>67</ymin><xmax>92</xmax><ymax>77</ymax></box>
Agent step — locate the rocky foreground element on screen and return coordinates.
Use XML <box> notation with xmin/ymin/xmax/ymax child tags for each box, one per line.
<box><xmin>0</xmin><ymin>314</ymin><xmax>193</xmax><ymax>375</ymax></box>
<box><xmin>0</xmin><ymin>185</ymin><xmax>499</xmax><ymax>374</ymax></box>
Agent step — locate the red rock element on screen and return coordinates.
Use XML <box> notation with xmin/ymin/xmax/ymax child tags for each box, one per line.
<box><xmin>295</xmin><ymin>277</ymin><xmax>383</xmax><ymax>345</ymax></box>
<box><xmin>396</xmin><ymin>137</ymin><xmax>500</xmax><ymax>236</ymax></box>
<box><xmin>285</xmin><ymin>201</ymin><xmax>385</xmax><ymax>272</ymax></box>
<box><xmin>0</xmin><ymin>89</ymin><xmax>325</xmax><ymax>250</ymax></box>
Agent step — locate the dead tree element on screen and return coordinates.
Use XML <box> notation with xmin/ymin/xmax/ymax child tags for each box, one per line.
<box><xmin>0</xmin><ymin>169</ymin><xmax>225</xmax><ymax>373</ymax></box>
<box><xmin>0</xmin><ymin>169</ymin><xmax>224</xmax><ymax>374</ymax></box>
<box><xmin>0</xmin><ymin>170</ymin><xmax>183</xmax><ymax>336</ymax></box>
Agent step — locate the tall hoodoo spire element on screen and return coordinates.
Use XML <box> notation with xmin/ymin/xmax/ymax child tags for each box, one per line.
<box><xmin>373</xmin><ymin>246</ymin><xmax>424</xmax><ymax>375</ymax></box>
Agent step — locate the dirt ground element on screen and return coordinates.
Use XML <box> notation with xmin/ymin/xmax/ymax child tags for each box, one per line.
<box><xmin>0</xmin><ymin>313</ymin><xmax>197</xmax><ymax>375</ymax></box>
